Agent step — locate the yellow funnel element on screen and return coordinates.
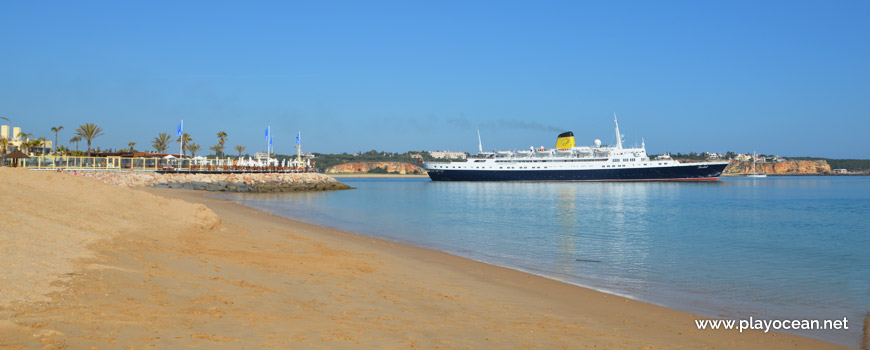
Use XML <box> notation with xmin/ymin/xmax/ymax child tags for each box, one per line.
<box><xmin>556</xmin><ymin>131</ymin><xmax>575</xmax><ymax>149</ymax></box>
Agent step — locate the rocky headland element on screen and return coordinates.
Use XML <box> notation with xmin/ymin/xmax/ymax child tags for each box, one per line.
<box><xmin>722</xmin><ymin>160</ymin><xmax>831</xmax><ymax>175</ymax></box>
<box><xmin>73</xmin><ymin>171</ymin><xmax>353</xmax><ymax>192</ymax></box>
<box><xmin>324</xmin><ymin>161</ymin><xmax>426</xmax><ymax>175</ymax></box>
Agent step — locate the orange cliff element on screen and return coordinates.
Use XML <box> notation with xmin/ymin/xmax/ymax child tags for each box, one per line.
<box><xmin>723</xmin><ymin>160</ymin><xmax>831</xmax><ymax>175</ymax></box>
<box><xmin>324</xmin><ymin>162</ymin><xmax>426</xmax><ymax>175</ymax></box>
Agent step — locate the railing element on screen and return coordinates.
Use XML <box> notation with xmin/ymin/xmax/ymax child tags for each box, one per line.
<box><xmin>13</xmin><ymin>156</ymin><xmax>315</xmax><ymax>173</ymax></box>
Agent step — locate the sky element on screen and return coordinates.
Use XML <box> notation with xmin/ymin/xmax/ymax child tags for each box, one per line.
<box><xmin>1</xmin><ymin>1</ymin><xmax>868</xmax><ymax>158</ymax></box>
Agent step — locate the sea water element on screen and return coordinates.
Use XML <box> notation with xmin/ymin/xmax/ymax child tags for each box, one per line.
<box><xmin>218</xmin><ymin>176</ymin><xmax>870</xmax><ymax>346</ymax></box>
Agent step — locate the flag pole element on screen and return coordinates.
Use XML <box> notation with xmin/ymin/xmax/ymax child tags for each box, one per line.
<box><xmin>178</xmin><ymin>120</ymin><xmax>183</xmax><ymax>157</ymax></box>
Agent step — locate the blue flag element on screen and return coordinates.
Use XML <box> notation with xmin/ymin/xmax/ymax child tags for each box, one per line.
<box><xmin>265</xmin><ymin>126</ymin><xmax>270</xmax><ymax>141</ymax></box>
<box><xmin>177</xmin><ymin>120</ymin><xmax>183</xmax><ymax>137</ymax></box>
<box><xmin>269</xmin><ymin>135</ymin><xmax>273</xmax><ymax>147</ymax></box>
<box><xmin>296</xmin><ymin>131</ymin><xmax>300</xmax><ymax>145</ymax></box>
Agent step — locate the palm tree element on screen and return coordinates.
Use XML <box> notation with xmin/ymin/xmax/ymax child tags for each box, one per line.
<box><xmin>50</xmin><ymin>126</ymin><xmax>63</xmax><ymax>155</ymax></box>
<box><xmin>38</xmin><ymin>137</ymin><xmax>47</xmax><ymax>155</ymax></box>
<box><xmin>20</xmin><ymin>138</ymin><xmax>39</xmax><ymax>154</ymax></box>
<box><xmin>17</xmin><ymin>132</ymin><xmax>32</xmax><ymax>142</ymax></box>
<box><xmin>127</xmin><ymin>141</ymin><xmax>136</xmax><ymax>152</ymax></box>
<box><xmin>177</xmin><ymin>132</ymin><xmax>193</xmax><ymax>157</ymax></box>
<box><xmin>152</xmin><ymin>133</ymin><xmax>172</xmax><ymax>153</ymax></box>
<box><xmin>75</xmin><ymin>123</ymin><xmax>104</xmax><ymax>156</ymax></box>
<box><xmin>16</xmin><ymin>132</ymin><xmax>32</xmax><ymax>154</ymax></box>
<box><xmin>0</xmin><ymin>137</ymin><xmax>8</xmax><ymax>156</ymax></box>
<box><xmin>216</xmin><ymin>131</ymin><xmax>227</xmax><ymax>157</ymax></box>
<box><xmin>235</xmin><ymin>145</ymin><xmax>246</xmax><ymax>157</ymax></box>
<box><xmin>209</xmin><ymin>144</ymin><xmax>224</xmax><ymax>157</ymax></box>
<box><xmin>69</xmin><ymin>135</ymin><xmax>82</xmax><ymax>152</ymax></box>
<box><xmin>188</xmin><ymin>143</ymin><xmax>201</xmax><ymax>157</ymax></box>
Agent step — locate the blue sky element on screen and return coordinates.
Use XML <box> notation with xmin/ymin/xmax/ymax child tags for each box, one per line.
<box><xmin>1</xmin><ymin>1</ymin><xmax>868</xmax><ymax>158</ymax></box>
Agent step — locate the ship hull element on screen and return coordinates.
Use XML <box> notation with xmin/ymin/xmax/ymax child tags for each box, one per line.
<box><xmin>426</xmin><ymin>163</ymin><xmax>728</xmax><ymax>182</ymax></box>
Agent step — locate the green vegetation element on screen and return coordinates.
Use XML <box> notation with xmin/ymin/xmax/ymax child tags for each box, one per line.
<box><xmin>75</xmin><ymin>123</ymin><xmax>104</xmax><ymax>156</ymax></box>
<box><xmin>152</xmin><ymin>133</ymin><xmax>172</xmax><ymax>153</ymax></box>
<box><xmin>69</xmin><ymin>135</ymin><xmax>81</xmax><ymax>152</ymax></box>
<box><xmin>216</xmin><ymin>131</ymin><xmax>228</xmax><ymax>157</ymax></box>
<box><xmin>187</xmin><ymin>143</ymin><xmax>201</xmax><ymax>157</ymax></box>
<box><xmin>50</xmin><ymin>125</ymin><xmax>63</xmax><ymax>154</ymax></box>
<box><xmin>177</xmin><ymin>132</ymin><xmax>193</xmax><ymax>157</ymax></box>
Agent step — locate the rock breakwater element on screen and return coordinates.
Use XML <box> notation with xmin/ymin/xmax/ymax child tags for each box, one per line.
<box><xmin>74</xmin><ymin>172</ymin><xmax>353</xmax><ymax>192</ymax></box>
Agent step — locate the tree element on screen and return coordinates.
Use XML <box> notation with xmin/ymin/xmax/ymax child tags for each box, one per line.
<box><xmin>127</xmin><ymin>141</ymin><xmax>136</xmax><ymax>152</ymax></box>
<box><xmin>75</xmin><ymin>123</ymin><xmax>104</xmax><ymax>156</ymax></box>
<box><xmin>187</xmin><ymin>143</ymin><xmax>201</xmax><ymax>157</ymax></box>
<box><xmin>235</xmin><ymin>145</ymin><xmax>246</xmax><ymax>157</ymax></box>
<box><xmin>38</xmin><ymin>137</ymin><xmax>47</xmax><ymax>155</ymax></box>
<box><xmin>0</xmin><ymin>137</ymin><xmax>8</xmax><ymax>156</ymax></box>
<box><xmin>21</xmin><ymin>139</ymin><xmax>41</xmax><ymax>154</ymax></box>
<box><xmin>209</xmin><ymin>144</ymin><xmax>224</xmax><ymax>157</ymax></box>
<box><xmin>152</xmin><ymin>133</ymin><xmax>172</xmax><ymax>153</ymax></box>
<box><xmin>50</xmin><ymin>126</ymin><xmax>63</xmax><ymax>155</ymax></box>
<box><xmin>69</xmin><ymin>135</ymin><xmax>81</xmax><ymax>152</ymax></box>
<box><xmin>216</xmin><ymin>131</ymin><xmax>227</xmax><ymax>157</ymax></box>
<box><xmin>17</xmin><ymin>132</ymin><xmax>32</xmax><ymax>142</ymax></box>
<box><xmin>177</xmin><ymin>132</ymin><xmax>193</xmax><ymax>157</ymax></box>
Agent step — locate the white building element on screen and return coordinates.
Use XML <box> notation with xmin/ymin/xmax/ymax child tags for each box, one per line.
<box><xmin>428</xmin><ymin>151</ymin><xmax>467</xmax><ymax>160</ymax></box>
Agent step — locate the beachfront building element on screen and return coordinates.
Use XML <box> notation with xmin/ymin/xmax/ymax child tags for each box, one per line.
<box><xmin>704</xmin><ymin>152</ymin><xmax>721</xmax><ymax>159</ymax></box>
<box><xmin>733</xmin><ymin>153</ymin><xmax>752</xmax><ymax>162</ymax></box>
<box><xmin>1</xmin><ymin>125</ymin><xmax>52</xmax><ymax>155</ymax></box>
<box><xmin>428</xmin><ymin>151</ymin><xmax>467</xmax><ymax>160</ymax></box>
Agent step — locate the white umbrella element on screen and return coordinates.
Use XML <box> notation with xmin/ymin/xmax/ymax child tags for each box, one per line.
<box><xmin>163</xmin><ymin>154</ymin><xmax>176</xmax><ymax>159</ymax></box>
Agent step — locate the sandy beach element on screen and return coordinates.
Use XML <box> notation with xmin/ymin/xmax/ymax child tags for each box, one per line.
<box><xmin>0</xmin><ymin>168</ymin><xmax>847</xmax><ymax>349</ymax></box>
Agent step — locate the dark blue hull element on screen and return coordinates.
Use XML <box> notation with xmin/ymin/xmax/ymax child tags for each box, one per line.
<box><xmin>426</xmin><ymin>163</ymin><xmax>729</xmax><ymax>182</ymax></box>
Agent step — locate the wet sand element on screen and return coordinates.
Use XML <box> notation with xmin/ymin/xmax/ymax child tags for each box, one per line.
<box><xmin>0</xmin><ymin>168</ymin><xmax>846</xmax><ymax>349</ymax></box>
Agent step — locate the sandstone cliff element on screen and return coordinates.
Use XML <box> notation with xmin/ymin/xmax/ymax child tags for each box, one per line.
<box><xmin>723</xmin><ymin>160</ymin><xmax>831</xmax><ymax>175</ymax></box>
<box><xmin>324</xmin><ymin>162</ymin><xmax>426</xmax><ymax>175</ymax></box>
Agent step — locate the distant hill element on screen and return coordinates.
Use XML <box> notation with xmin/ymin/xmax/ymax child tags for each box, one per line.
<box><xmin>285</xmin><ymin>150</ymin><xmax>453</xmax><ymax>172</ymax></box>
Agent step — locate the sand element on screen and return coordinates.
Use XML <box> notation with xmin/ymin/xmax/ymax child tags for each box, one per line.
<box><xmin>0</xmin><ymin>168</ymin><xmax>847</xmax><ymax>349</ymax></box>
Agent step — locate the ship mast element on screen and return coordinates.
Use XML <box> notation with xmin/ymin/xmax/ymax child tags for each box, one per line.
<box><xmin>613</xmin><ymin>113</ymin><xmax>623</xmax><ymax>149</ymax></box>
<box><xmin>477</xmin><ymin>129</ymin><xmax>483</xmax><ymax>154</ymax></box>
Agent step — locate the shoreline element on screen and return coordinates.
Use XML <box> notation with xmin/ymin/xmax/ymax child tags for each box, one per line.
<box><xmin>0</xmin><ymin>169</ymin><xmax>848</xmax><ymax>348</ymax></box>
<box><xmin>149</xmin><ymin>188</ymin><xmax>847</xmax><ymax>349</ymax></box>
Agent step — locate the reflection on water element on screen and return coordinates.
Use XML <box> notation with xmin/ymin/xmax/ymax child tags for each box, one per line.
<box><xmin>219</xmin><ymin>177</ymin><xmax>869</xmax><ymax>346</ymax></box>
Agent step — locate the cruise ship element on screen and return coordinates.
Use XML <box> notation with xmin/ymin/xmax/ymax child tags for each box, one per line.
<box><xmin>423</xmin><ymin>117</ymin><xmax>730</xmax><ymax>181</ymax></box>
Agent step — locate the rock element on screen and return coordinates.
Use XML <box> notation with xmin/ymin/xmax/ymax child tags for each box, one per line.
<box><xmin>75</xmin><ymin>171</ymin><xmax>352</xmax><ymax>193</ymax></box>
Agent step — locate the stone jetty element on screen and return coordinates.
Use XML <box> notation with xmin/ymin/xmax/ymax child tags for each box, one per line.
<box><xmin>73</xmin><ymin>172</ymin><xmax>353</xmax><ymax>192</ymax></box>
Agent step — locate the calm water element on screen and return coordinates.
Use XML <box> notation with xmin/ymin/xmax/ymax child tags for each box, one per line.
<box><xmin>219</xmin><ymin>176</ymin><xmax>870</xmax><ymax>346</ymax></box>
